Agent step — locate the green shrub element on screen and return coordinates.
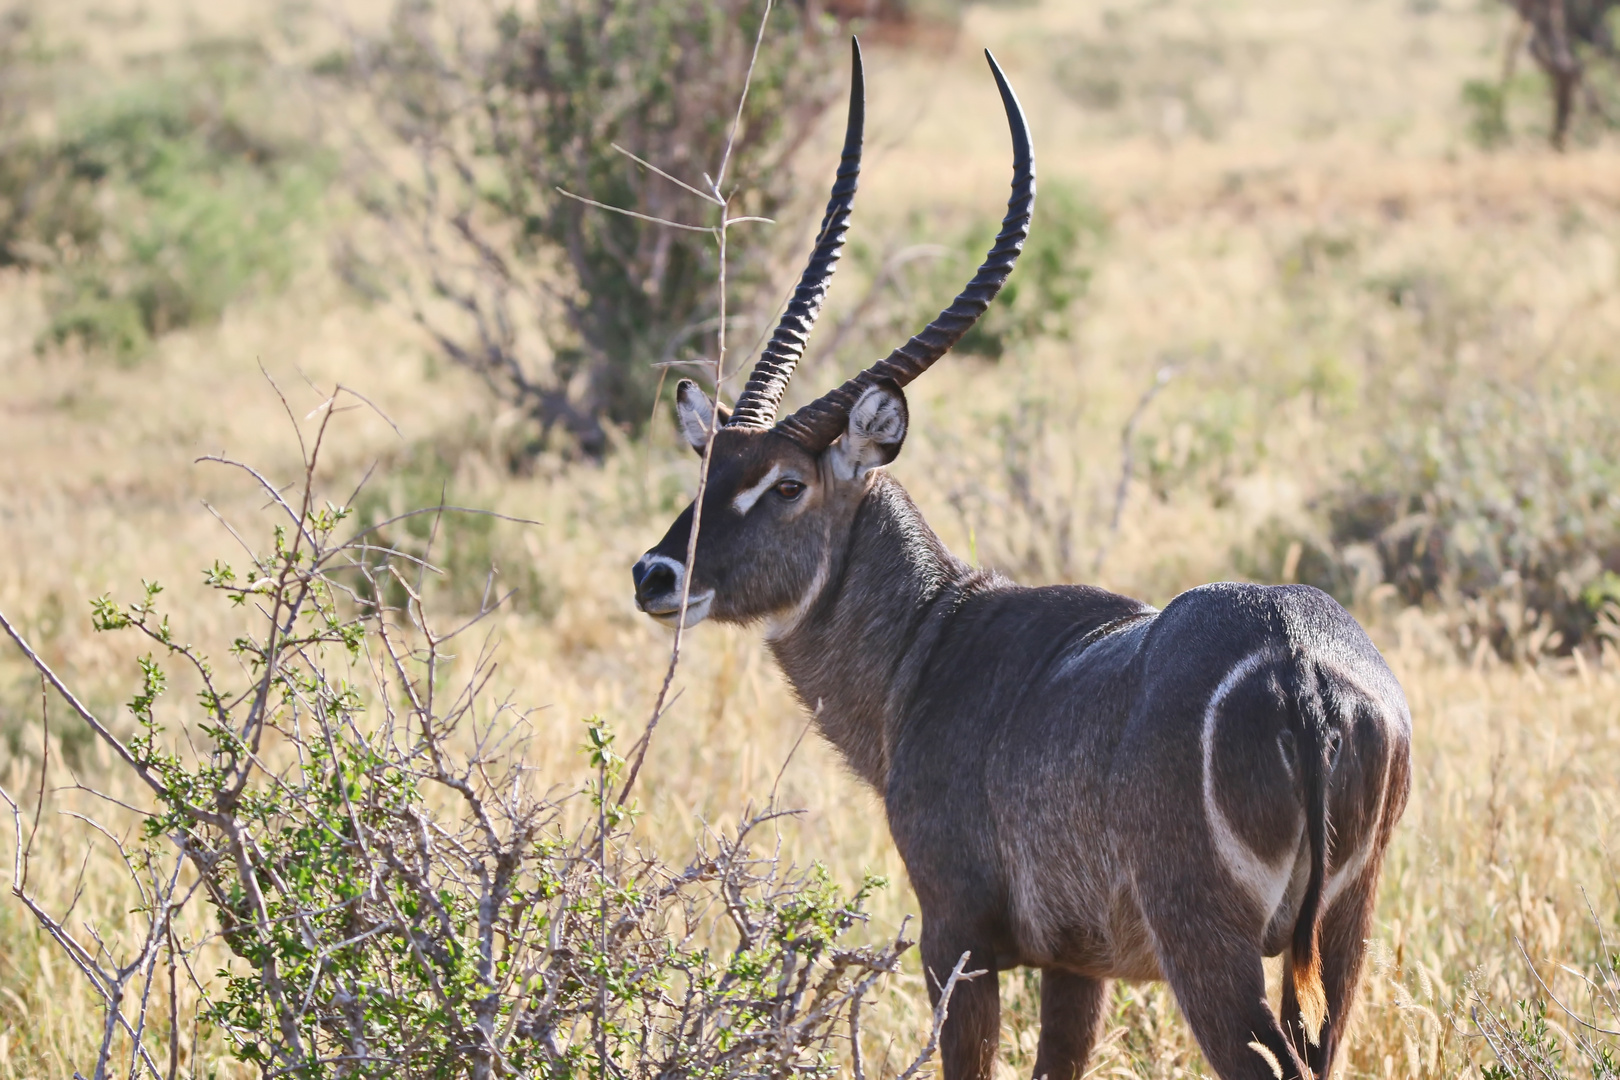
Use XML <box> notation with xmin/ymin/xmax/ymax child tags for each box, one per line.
<box><xmin>1</xmin><ymin>18</ymin><xmax>325</xmax><ymax>361</ymax></box>
<box><xmin>1252</xmin><ymin>384</ymin><xmax>1620</xmax><ymax>658</ymax></box>
<box><xmin>39</xmin><ymin>41</ymin><xmax>326</xmax><ymax>359</ymax></box>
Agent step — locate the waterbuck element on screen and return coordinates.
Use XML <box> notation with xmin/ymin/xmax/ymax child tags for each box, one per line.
<box><xmin>632</xmin><ymin>42</ymin><xmax>1411</xmax><ymax>1080</ymax></box>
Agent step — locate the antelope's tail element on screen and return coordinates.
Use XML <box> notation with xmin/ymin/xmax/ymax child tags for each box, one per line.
<box><xmin>1289</xmin><ymin>663</ymin><xmax>1331</xmax><ymax>1046</ymax></box>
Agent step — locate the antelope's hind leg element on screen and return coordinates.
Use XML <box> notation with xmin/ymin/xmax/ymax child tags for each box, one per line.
<box><xmin>1140</xmin><ymin>896</ymin><xmax>1309</xmax><ymax>1080</ymax></box>
<box><xmin>1031</xmin><ymin>969</ymin><xmax>1109</xmax><ymax>1080</ymax></box>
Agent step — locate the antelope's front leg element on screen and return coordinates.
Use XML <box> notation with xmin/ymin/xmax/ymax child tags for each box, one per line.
<box><xmin>1032</xmin><ymin>969</ymin><xmax>1109</xmax><ymax>1080</ymax></box>
<box><xmin>921</xmin><ymin>926</ymin><xmax>1001</xmax><ymax>1080</ymax></box>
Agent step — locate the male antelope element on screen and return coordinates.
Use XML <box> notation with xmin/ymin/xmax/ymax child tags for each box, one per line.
<box><xmin>633</xmin><ymin>42</ymin><xmax>1411</xmax><ymax>1080</ymax></box>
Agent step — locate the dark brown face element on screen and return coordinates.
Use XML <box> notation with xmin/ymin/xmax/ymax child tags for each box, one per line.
<box><xmin>632</xmin><ymin>427</ymin><xmax>835</xmax><ymax>629</ymax></box>
<box><xmin>632</xmin><ymin>383</ymin><xmax>907</xmax><ymax>631</ymax></box>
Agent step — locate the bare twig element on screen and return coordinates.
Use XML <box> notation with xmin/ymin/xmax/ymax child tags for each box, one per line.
<box><xmin>553</xmin><ymin>188</ymin><xmax>716</xmax><ymax>234</ymax></box>
<box><xmin>611</xmin><ymin>143</ymin><xmax>724</xmax><ymax>206</ymax></box>
<box><xmin>617</xmin><ymin>0</ymin><xmax>777</xmax><ymax>809</ymax></box>
<box><xmin>896</xmin><ymin>953</ymin><xmax>985</xmax><ymax>1080</ymax></box>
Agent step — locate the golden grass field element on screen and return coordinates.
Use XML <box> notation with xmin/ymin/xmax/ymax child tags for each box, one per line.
<box><xmin>3</xmin><ymin>0</ymin><xmax>1620</xmax><ymax>1076</ymax></box>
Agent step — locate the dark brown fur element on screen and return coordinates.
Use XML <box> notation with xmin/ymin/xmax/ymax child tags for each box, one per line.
<box><xmin>635</xmin><ymin>418</ymin><xmax>1411</xmax><ymax>1080</ymax></box>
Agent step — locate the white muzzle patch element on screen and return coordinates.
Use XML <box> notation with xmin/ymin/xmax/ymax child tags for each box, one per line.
<box><xmin>634</xmin><ymin>553</ymin><xmax>715</xmax><ymax>628</ymax></box>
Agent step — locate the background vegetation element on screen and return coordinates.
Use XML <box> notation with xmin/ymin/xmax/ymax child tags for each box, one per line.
<box><xmin>3</xmin><ymin>0</ymin><xmax>1620</xmax><ymax>1076</ymax></box>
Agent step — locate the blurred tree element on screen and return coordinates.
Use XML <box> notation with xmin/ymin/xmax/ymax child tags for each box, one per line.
<box><xmin>1503</xmin><ymin>0</ymin><xmax>1620</xmax><ymax>148</ymax></box>
<box><xmin>334</xmin><ymin>0</ymin><xmax>839</xmax><ymax>455</ymax></box>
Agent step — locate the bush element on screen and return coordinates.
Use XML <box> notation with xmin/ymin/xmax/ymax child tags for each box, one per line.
<box><xmin>1251</xmin><ymin>384</ymin><xmax>1620</xmax><ymax>659</ymax></box>
<box><xmin>333</xmin><ymin>0</ymin><xmax>840</xmax><ymax>454</ymax></box>
<box><xmin>39</xmin><ymin>40</ymin><xmax>326</xmax><ymax>359</ymax></box>
<box><xmin>1</xmin><ymin>21</ymin><xmax>325</xmax><ymax>360</ymax></box>
<box><xmin>0</xmin><ymin>394</ymin><xmax>954</xmax><ymax>1079</ymax></box>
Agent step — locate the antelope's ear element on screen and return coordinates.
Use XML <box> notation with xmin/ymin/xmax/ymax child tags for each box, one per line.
<box><xmin>675</xmin><ymin>380</ymin><xmax>727</xmax><ymax>454</ymax></box>
<box><xmin>829</xmin><ymin>382</ymin><xmax>907</xmax><ymax>481</ymax></box>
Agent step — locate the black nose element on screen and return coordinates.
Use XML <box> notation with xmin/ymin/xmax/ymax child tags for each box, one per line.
<box><xmin>633</xmin><ymin>559</ymin><xmax>677</xmax><ymax>603</ymax></box>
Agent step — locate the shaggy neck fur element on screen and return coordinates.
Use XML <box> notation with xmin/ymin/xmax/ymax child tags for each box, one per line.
<box><xmin>768</xmin><ymin>475</ymin><xmax>981</xmax><ymax>789</ymax></box>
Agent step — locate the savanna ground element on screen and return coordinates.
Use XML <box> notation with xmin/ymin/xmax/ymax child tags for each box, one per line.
<box><xmin>3</xmin><ymin>0</ymin><xmax>1620</xmax><ymax>1076</ymax></box>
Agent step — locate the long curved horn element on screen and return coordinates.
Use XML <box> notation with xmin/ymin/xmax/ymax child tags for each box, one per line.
<box><xmin>773</xmin><ymin>49</ymin><xmax>1034</xmax><ymax>451</ymax></box>
<box><xmin>726</xmin><ymin>38</ymin><xmax>866</xmax><ymax>430</ymax></box>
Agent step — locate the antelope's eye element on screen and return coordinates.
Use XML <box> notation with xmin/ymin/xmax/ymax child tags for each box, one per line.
<box><xmin>773</xmin><ymin>479</ymin><xmax>806</xmax><ymax>501</ymax></box>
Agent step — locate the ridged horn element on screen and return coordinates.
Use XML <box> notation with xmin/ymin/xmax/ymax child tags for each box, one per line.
<box><xmin>773</xmin><ymin>49</ymin><xmax>1034</xmax><ymax>451</ymax></box>
<box><xmin>726</xmin><ymin>37</ymin><xmax>866</xmax><ymax>429</ymax></box>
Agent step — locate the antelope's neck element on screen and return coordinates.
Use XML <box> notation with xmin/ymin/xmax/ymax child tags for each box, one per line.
<box><xmin>767</xmin><ymin>475</ymin><xmax>972</xmax><ymax>790</ymax></box>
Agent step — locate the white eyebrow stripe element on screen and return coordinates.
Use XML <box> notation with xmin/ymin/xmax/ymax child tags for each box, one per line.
<box><xmin>732</xmin><ymin>465</ymin><xmax>784</xmax><ymax>516</ymax></box>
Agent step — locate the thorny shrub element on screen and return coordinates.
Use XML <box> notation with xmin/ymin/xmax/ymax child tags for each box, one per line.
<box><xmin>0</xmin><ymin>389</ymin><xmax>960</xmax><ymax>1080</ymax></box>
<box><xmin>1474</xmin><ymin>920</ymin><xmax>1620</xmax><ymax>1080</ymax></box>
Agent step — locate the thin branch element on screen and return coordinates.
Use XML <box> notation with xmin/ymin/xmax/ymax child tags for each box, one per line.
<box><xmin>553</xmin><ymin>188</ymin><xmax>716</xmax><ymax>233</ymax></box>
<box><xmin>0</xmin><ymin>611</ymin><xmax>167</xmax><ymax>799</ymax></box>
<box><xmin>616</xmin><ymin>0</ymin><xmax>778</xmax><ymax>808</ymax></box>
<box><xmin>611</xmin><ymin>143</ymin><xmax>723</xmax><ymax>206</ymax></box>
<box><xmin>715</xmin><ymin>0</ymin><xmax>775</xmax><ymax>194</ymax></box>
<box><xmin>194</xmin><ymin>456</ymin><xmax>318</xmax><ymax>547</ymax></box>
<box><xmin>897</xmin><ymin>953</ymin><xmax>985</xmax><ymax>1080</ymax></box>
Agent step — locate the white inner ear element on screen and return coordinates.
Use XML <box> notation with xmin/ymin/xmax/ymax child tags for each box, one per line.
<box><xmin>829</xmin><ymin>385</ymin><xmax>907</xmax><ymax>482</ymax></box>
<box><xmin>676</xmin><ymin>383</ymin><xmax>716</xmax><ymax>452</ymax></box>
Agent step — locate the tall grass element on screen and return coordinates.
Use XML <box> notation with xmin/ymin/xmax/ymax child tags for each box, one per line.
<box><xmin>4</xmin><ymin>428</ymin><xmax>1618</xmax><ymax>1077</ymax></box>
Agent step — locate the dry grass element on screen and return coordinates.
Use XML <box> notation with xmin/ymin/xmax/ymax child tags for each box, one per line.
<box><xmin>4</xmin><ymin>0</ymin><xmax>1620</xmax><ymax>1076</ymax></box>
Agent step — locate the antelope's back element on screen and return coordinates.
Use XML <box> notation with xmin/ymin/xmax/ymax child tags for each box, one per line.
<box><xmin>1120</xmin><ymin>581</ymin><xmax>1411</xmax><ymax>789</ymax></box>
